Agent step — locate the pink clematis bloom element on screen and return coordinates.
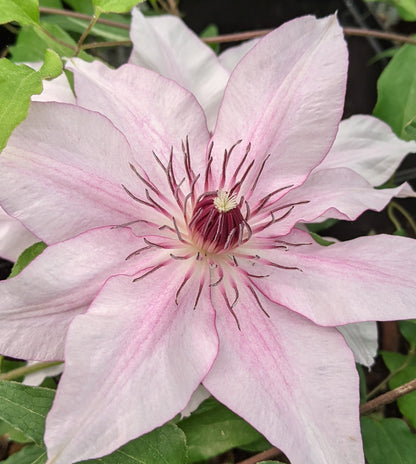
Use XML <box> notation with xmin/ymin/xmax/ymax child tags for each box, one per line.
<box><xmin>129</xmin><ymin>8</ymin><xmax>416</xmax><ymax>368</ymax></box>
<box><xmin>1</xmin><ymin>14</ymin><xmax>416</xmax><ymax>464</ymax></box>
<box><xmin>0</xmin><ymin>67</ymin><xmax>75</xmax><ymax>261</ymax></box>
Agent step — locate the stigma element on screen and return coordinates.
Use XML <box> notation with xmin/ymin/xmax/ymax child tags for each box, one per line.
<box><xmin>189</xmin><ymin>190</ymin><xmax>251</xmax><ymax>253</ymax></box>
<box><xmin>213</xmin><ymin>190</ymin><xmax>238</xmax><ymax>213</ymax></box>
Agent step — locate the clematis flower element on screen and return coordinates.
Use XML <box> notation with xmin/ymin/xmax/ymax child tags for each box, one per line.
<box><xmin>129</xmin><ymin>7</ymin><xmax>416</xmax><ymax>368</ymax></box>
<box><xmin>1</xmin><ymin>13</ymin><xmax>416</xmax><ymax>464</ymax></box>
<box><xmin>0</xmin><ymin>67</ymin><xmax>75</xmax><ymax>261</ymax></box>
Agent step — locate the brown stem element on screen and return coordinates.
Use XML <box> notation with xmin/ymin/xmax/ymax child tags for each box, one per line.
<box><xmin>39</xmin><ymin>7</ymin><xmax>416</xmax><ymax>46</ymax></box>
<box><xmin>360</xmin><ymin>377</ymin><xmax>416</xmax><ymax>415</ymax></box>
<box><xmin>39</xmin><ymin>6</ymin><xmax>130</xmax><ymax>30</ymax></box>
<box><xmin>74</xmin><ymin>13</ymin><xmax>100</xmax><ymax>56</ymax></box>
<box><xmin>38</xmin><ymin>25</ymin><xmax>77</xmax><ymax>52</ymax></box>
<box><xmin>82</xmin><ymin>40</ymin><xmax>132</xmax><ymax>50</ymax></box>
<box><xmin>202</xmin><ymin>27</ymin><xmax>416</xmax><ymax>45</ymax></box>
<box><xmin>237</xmin><ymin>378</ymin><xmax>416</xmax><ymax>464</ymax></box>
<box><xmin>237</xmin><ymin>446</ymin><xmax>283</xmax><ymax>464</ymax></box>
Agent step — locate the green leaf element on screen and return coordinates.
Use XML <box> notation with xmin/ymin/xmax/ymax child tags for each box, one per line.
<box><xmin>38</xmin><ymin>49</ymin><xmax>62</xmax><ymax>80</ymax></box>
<box><xmin>306</xmin><ymin>218</ymin><xmax>338</xmax><ymax>233</ymax></box>
<box><xmin>93</xmin><ymin>0</ymin><xmax>144</xmax><ymax>14</ymax></box>
<box><xmin>0</xmin><ymin>0</ymin><xmax>39</xmax><ymax>26</ymax></box>
<box><xmin>42</xmin><ymin>15</ymin><xmax>130</xmax><ymax>41</ymax></box>
<box><xmin>82</xmin><ymin>423</ymin><xmax>187</xmax><ymax>464</ymax></box>
<box><xmin>9</xmin><ymin>242</ymin><xmax>47</xmax><ymax>278</ymax></box>
<box><xmin>200</xmin><ymin>24</ymin><xmax>219</xmax><ymax>53</ymax></box>
<box><xmin>381</xmin><ymin>350</ymin><xmax>407</xmax><ymax>373</ymax></box>
<box><xmin>0</xmin><ymin>60</ymin><xmax>43</xmax><ymax>151</ymax></box>
<box><xmin>0</xmin><ymin>381</ymin><xmax>55</xmax><ymax>447</ymax></box>
<box><xmin>3</xmin><ymin>444</ymin><xmax>46</xmax><ymax>464</ymax></box>
<box><xmin>374</xmin><ymin>43</ymin><xmax>416</xmax><ymax>141</ymax></box>
<box><xmin>361</xmin><ymin>417</ymin><xmax>416</xmax><ymax>464</ymax></box>
<box><xmin>9</xmin><ymin>22</ymin><xmax>92</xmax><ymax>62</ymax></box>
<box><xmin>238</xmin><ymin>434</ymin><xmax>271</xmax><ymax>453</ymax></box>
<box><xmin>392</xmin><ymin>0</ymin><xmax>416</xmax><ymax>21</ymax></box>
<box><xmin>39</xmin><ymin>0</ymin><xmax>63</xmax><ymax>7</ymax></box>
<box><xmin>258</xmin><ymin>461</ymin><xmax>286</xmax><ymax>464</ymax></box>
<box><xmin>308</xmin><ymin>231</ymin><xmax>335</xmax><ymax>247</ymax></box>
<box><xmin>65</xmin><ymin>0</ymin><xmax>94</xmax><ymax>14</ymax></box>
<box><xmin>390</xmin><ymin>367</ymin><xmax>416</xmax><ymax>429</ymax></box>
<box><xmin>0</xmin><ymin>419</ymin><xmax>32</xmax><ymax>443</ymax></box>
<box><xmin>399</xmin><ymin>320</ymin><xmax>416</xmax><ymax>348</ymax></box>
<box><xmin>381</xmin><ymin>350</ymin><xmax>416</xmax><ymax>429</ymax></box>
<box><xmin>178</xmin><ymin>398</ymin><xmax>265</xmax><ymax>463</ymax></box>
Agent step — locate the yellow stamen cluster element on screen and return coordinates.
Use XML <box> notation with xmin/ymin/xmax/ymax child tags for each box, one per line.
<box><xmin>213</xmin><ymin>190</ymin><xmax>237</xmax><ymax>213</ymax></box>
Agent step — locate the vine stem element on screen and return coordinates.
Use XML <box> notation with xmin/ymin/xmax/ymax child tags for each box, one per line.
<box><xmin>0</xmin><ymin>361</ymin><xmax>63</xmax><ymax>381</ymax></box>
<box><xmin>74</xmin><ymin>12</ymin><xmax>100</xmax><ymax>56</ymax></box>
<box><xmin>38</xmin><ymin>7</ymin><xmax>416</xmax><ymax>46</ymax></box>
<box><xmin>388</xmin><ymin>200</ymin><xmax>416</xmax><ymax>237</ymax></box>
<box><xmin>236</xmin><ymin>377</ymin><xmax>416</xmax><ymax>464</ymax></box>
<box><xmin>367</xmin><ymin>348</ymin><xmax>415</xmax><ymax>400</ymax></box>
<box><xmin>360</xmin><ymin>377</ymin><xmax>416</xmax><ymax>415</ymax></box>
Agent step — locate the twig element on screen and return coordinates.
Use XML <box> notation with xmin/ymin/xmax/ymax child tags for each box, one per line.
<box><xmin>39</xmin><ymin>6</ymin><xmax>130</xmax><ymax>30</ymax></box>
<box><xmin>343</xmin><ymin>27</ymin><xmax>416</xmax><ymax>45</ymax></box>
<box><xmin>237</xmin><ymin>446</ymin><xmax>283</xmax><ymax>464</ymax></box>
<box><xmin>367</xmin><ymin>349</ymin><xmax>415</xmax><ymax>400</ymax></box>
<box><xmin>0</xmin><ymin>361</ymin><xmax>63</xmax><ymax>381</ymax></box>
<box><xmin>38</xmin><ymin>25</ymin><xmax>77</xmax><ymax>52</ymax></box>
<box><xmin>237</xmin><ymin>378</ymin><xmax>416</xmax><ymax>463</ymax></box>
<box><xmin>74</xmin><ymin>13</ymin><xmax>100</xmax><ymax>56</ymax></box>
<box><xmin>38</xmin><ymin>7</ymin><xmax>416</xmax><ymax>46</ymax></box>
<box><xmin>82</xmin><ymin>40</ymin><xmax>132</xmax><ymax>50</ymax></box>
<box><xmin>388</xmin><ymin>201</ymin><xmax>416</xmax><ymax>237</ymax></box>
<box><xmin>360</xmin><ymin>377</ymin><xmax>416</xmax><ymax>415</ymax></box>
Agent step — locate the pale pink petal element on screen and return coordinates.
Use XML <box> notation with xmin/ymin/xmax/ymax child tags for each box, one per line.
<box><xmin>25</xmin><ymin>62</ymin><xmax>76</xmax><ymax>104</ymax></box>
<box><xmin>45</xmin><ymin>265</ymin><xmax>218</xmax><ymax>464</ymax></box>
<box><xmin>258</xmin><ymin>167</ymin><xmax>415</xmax><ymax>237</ymax></box>
<box><xmin>203</xmin><ymin>286</ymin><xmax>363</xmax><ymax>464</ymax></box>
<box><xmin>218</xmin><ymin>38</ymin><xmax>258</xmax><ymax>71</ymax></box>
<box><xmin>318</xmin><ymin>115</ymin><xmax>416</xmax><ymax>186</ymax></box>
<box><xmin>23</xmin><ymin>362</ymin><xmax>64</xmax><ymax>386</ymax></box>
<box><xmin>33</xmin><ymin>74</ymin><xmax>76</xmax><ymax>104</ymax></box>
<box><xmin>0</xmin><ymin>207</ymin><xmax>37</xmax><ymax>261</ymax></box>
<box><xmin>338</xmin><ymin>322</ymin><xmax>378</xmax><ymax>367</ymax></box>
<box><xmin>180</xmin><ymin>385</ymin><xmax>211</xmax><ymax>418</ymax></box>
<box><xmin>67</xmin><ymin>59</ymin><xmax>210</xmax><ymax>180</ymax></box>
<box><xmin>129</xmin><ymin>8</ymin><xmax>229</xmax><ymax>129</ymax></box>
<box><xmin>0</xmin><ymin>102</ymin><xmax>143</xmax><ymax>244</ymax></box>
<box><xmin>209</xmin><ymin>15</ymin><xmax>347</xmax><ymax>202</ymax></box>
<box><xmin>0</xmin><ymin>226</ymin><xmax>152</xmax><ymax>361</ymax></box>
<box><xmin>246</xmin><ymin>229</ymin><xmax>416</xmax><ymax>326</ymax></box>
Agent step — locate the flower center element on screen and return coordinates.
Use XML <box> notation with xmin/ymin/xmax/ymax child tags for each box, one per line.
<box><xmin>213</xmin><ymin>190</ymin><xmax>238</xmax><ymax>212</ymax></box>
<box><xmin>189</xmin><ymin>190</ymin><xmax>248</xmax><ymax>253</ymax></box>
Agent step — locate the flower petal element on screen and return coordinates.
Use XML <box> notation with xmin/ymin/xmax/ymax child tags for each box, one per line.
<box><xmin>25</xmin><ymin>62</ymin><xmax>75</xmax><ymax>104</ymax></box>
<box><xmin>0</xmin><ymin>207</ymin><xmax>37</xmax><ymax>261</ymax></box>
<box><xmin>44</xmin><ymin>264</ymin><xmax>218</xmax><ymax>464</ymax></box>
<box><xmin>338</xmin><ymin>322</ymin><xmax>378</xmax><ymax>367</ymax></box>
<box><xmin>248</xmin><ymin>229</ymin><xmax>416</xmax><ymax>326</ymax></box>
<box><xmin>317</xmin><ymin>115</ymin><xmax>416</xmax><ymax>186</ymax></box>
<box><xmin>210</xmin><ymin>15</ymin><xmax>347</xmax><ymax>201</ymax></box>
<box><xmin>257</xmin><ymin>167</ymin><xmax>415</xmax><ymax>237</ymax></box>
<box><xmin>68</xmin><ymin>59</ymin><xmax>210</xmax><ymax>180</ymax></box>
<box><xmin>180</xmin><ymin>385</ymin><xmax>211</xmax><ymax>418</ymax></box>
<box><xmin>204</xmin><ymin>286</ymin><xmax>363</xmax><ymax>464</ymax></box>
<box><xmin>218</xmin><ymin>39</ymin><xmax>258</xmax><ymax>72</ymax></box>
<box><xmin>129</xmin><ymin>8</ymin><xmax>229</xmax><ymax>129</ymax></box>
<box><xmin>0</xmin><ymin>102</ymin><xmax>141</xmax><ymax>243</ymax></box>
<box><xmin>23</xmin><ymin>362</ymin><xmax>64</xmax><ymax>386</ymax></box>
<box><xmin>0</xmin><ymin>226</ymin><xmax>150</xmax><ymax>361</ymax></box>
<box><xmin>32</xmin><ymin>74</ymin><xmax>75</xmax><ymax>104</ymax></box>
